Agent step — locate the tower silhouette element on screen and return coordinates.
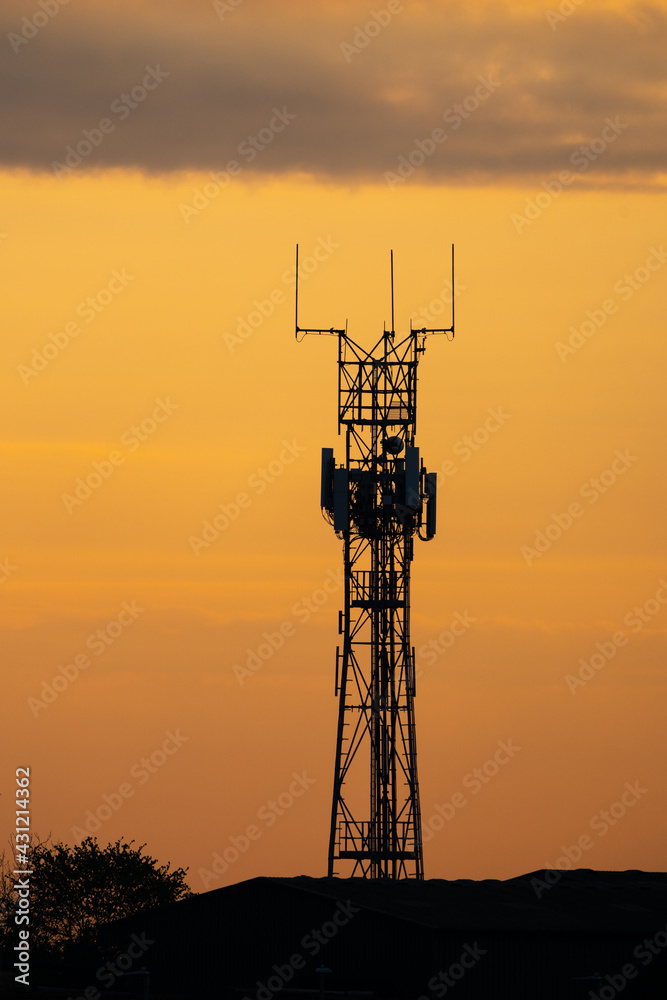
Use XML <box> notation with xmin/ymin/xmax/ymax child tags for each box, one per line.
<box><xmin>297</xmin><ymin>247</ymin><xmax>454</xmax><ymax>878</ymax></box>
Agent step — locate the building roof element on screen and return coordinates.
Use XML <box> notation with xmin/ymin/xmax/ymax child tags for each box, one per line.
<box><xmin>164</xmin><ymin>868</ymin><xmax>667</xmax><ymax>936</ymax></box>
<box><xmin>97</xmin><ymin>869</ymin><xmax>667</xmax><ymax>999</ymax></box>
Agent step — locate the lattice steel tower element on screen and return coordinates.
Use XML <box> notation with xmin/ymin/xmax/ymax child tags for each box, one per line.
<box><xmin>296</xmin><ymin>247</ymin><xmax>454</xmax><ymax>879</ymax></box>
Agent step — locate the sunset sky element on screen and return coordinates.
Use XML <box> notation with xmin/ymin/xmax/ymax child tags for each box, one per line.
<box><xmin>2</xmin><ymin>0</ymin><xmax>666</xmax><ymax>891</ymax></box>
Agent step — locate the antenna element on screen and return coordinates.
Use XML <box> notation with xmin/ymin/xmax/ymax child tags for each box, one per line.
<box><xmin>410</xmin><ymin>243</ymin><xmax>456</xmax><ymax>338</ymax></box>
<box><xmin>295</xmin><ymin>243</ymin><xmax>299</xmax><ymax>339</ymax></box>
<box><xmin>390</xmin><ymin>249</ymin><xmax>395</xmax><ymax>337</ymax></box>
<box><xmin>451</xmin><ymin>243</ymin><xmax>455</xmax><ymax>336</ymax></box>
<box><xmin>294</xmin><ymin>243</ymin><xmax>345</xmax><ymax>340</ymax></box>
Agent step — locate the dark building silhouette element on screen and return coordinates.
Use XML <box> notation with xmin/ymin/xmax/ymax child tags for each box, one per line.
<box><xmin>98</xmin><ymin>868</ymin><xmax>667</xmax><ymax>1000</ymax></box>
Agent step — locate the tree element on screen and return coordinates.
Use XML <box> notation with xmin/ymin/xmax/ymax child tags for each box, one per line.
<box><xmin>0</xmin><ymin>848</ymin><xmax>18</xmax><ymax>992</ymax></box>
<box><xmin>1</xmin><ymin>837</ymin><xmax>193</xmax><ymax>984</ymax></box>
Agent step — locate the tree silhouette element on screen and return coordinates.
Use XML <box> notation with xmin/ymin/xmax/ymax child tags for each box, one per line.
<box><xmin>1</xmin><ymin>837</ymin><xmax>193</xmax><ymax>984</ymax></box>
<box><xmin>34</xmin><ymin>837</ymin><xmax>192</xmax><ymax>948</ymax></box>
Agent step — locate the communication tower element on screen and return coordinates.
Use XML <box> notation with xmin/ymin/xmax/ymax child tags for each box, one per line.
<box><xmin>296</xmin><ymin>247</ymin><xmax>455</xmax><ymax>879</ymax></box>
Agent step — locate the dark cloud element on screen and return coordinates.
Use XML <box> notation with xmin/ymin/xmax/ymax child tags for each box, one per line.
<box><xmin>1</xmin><ymin>0</ymin><xmax>665</xmax><ymax>185</ymax></box>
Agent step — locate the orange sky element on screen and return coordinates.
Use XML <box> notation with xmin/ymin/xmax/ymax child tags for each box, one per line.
<box><xmin>1</xmin><ymin>0</ymin><xmax>666</xmax><ymax>889</ymax></box>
